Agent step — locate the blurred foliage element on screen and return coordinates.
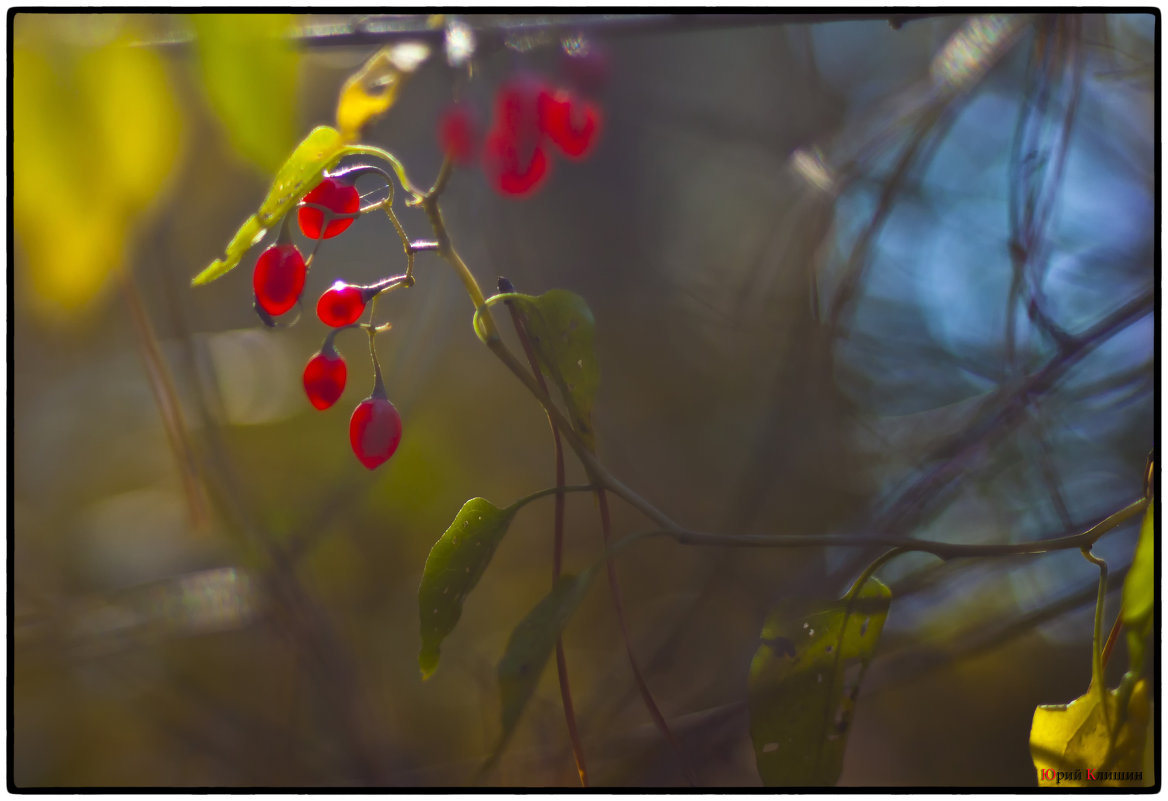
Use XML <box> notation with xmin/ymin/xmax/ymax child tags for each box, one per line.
<box><xmin>1121</xmin><ymin>500</ymin><xmax>1154</xmax><ymax>674</ymax></box>
<box><xmin>12</xmin><ymin>12</ymin><xmax>1156</xmax><ymax>789</ymax></box>
<box><xmin>748</xmin><ymin>578</ymin><xmax>891</xmax><ymax>786</ymax></box>
<box><xmin>478</xmin><ymin>290</ymin><xmax>600</xmax><ymax>450</ymax></box>
<box><xmin>13</xmin><ymin>15</ymin><xmax>182</xmax><ymax>319</ymax></box>
<box><xmin>189</xmin><ymin>14</ymin><xmax>300</xmax><ymax>175</ymax></box>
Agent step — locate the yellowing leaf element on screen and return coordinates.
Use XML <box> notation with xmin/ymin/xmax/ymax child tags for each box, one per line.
<box><xmin>748</xmin><ymin>578</ymin><xmax>891</xmax><ymax>786</ymax></box>
<box><xmin>1031</xmin><ymin>679</ymin><xmax>1151</xmax><ymax>787</ymax></box>
<box><xmin>336</xmin><ymin>42</ymin><xmax>430</xmax><ymax>141</ymax></box>
<box><xmin>1121</xmin><ymin>501</ymin><xmax>1154</xmax><ymax>676</ymax></box>
<box><xmin>192</xmin><ymin>125</ymin><xmax>344</xmax><ymax>286</ymax></box>
<box><xmin>14</xmin><ymin>16</ymin><xmax>183</xmax><ymax>318</ymax></box>
<box><xmin>190</xmin><ymin>13</ymin><xmax>300</xmax><ymax>175</ymax></box>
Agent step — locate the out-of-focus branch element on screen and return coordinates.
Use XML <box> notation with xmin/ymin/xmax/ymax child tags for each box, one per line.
<box><xmin>142</xmin><ymin>13</ymin><xmax>947</xmax><ymax>50</ymax></box>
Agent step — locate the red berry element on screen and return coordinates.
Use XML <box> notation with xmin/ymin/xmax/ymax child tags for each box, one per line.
<box><xmin>349</xmin><ymin>397</ymin><xmax>402</xmax><ymax>470</ymax></box>
<box><xmin>437</xmin><ymin>103</ymin><xmax>479</xmax><ymax>165</ymax></box>
<box><xmin>494</xmin><ymin>77</ymin><xmax>546</xmax><ymax>143</ymax></box>
<box><xmin>303</xmin><ymin>350</ymin><xmax>347</xmax><ymax>410</ymax></box>
<box><xmin>482</xmin><ymin>129</ymin><xmax>550</xmax><ymax>197</ymax></box>
<box><xmin>253</xmin><ymin>244</ymin><xmax>307</xmax><ymax>316</ymax></box>
<box><xmin>317</xmin><ymin>282</ymin><xmax>367</xmax><ymax>327</ymax></box>
<box><xmin>298</xmin><ymin>177</ymin><xmax>360</xmax><ymax>240</ymax></box>
<box><xmin>539</xmin><ymin>90</ymin><xmax>601</xmax><ymax>159</ymax></box>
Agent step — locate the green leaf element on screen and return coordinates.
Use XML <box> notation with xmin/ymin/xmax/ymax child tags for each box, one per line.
<box><xmin>192</xmin><ymin>125</ymin><xmax>345</xmax><ymax>286</ymax></box>
<box><xmin>189</xmin><ymin>14</ymin><xmax>300</xmax><ymax>175</ymax></box>
<box><xmin>748</xmin><ymin>578</ymin><xmax>892</xmax><ymax>786</ymax></box>
<box><xmin>418</xmin><ymin>498</ymin><xmax>519</xmax><ymax>679</ymax></box>
<box><xmin>1030</xmin><ymin>679</ymin><xmax>1150</xmax><ymax>787</ymax></box>
<box><xmin>1121</xmin><ymin>501</ymin><xmax>1153</xmax><ymax>675</ymax></box>
<box><xmin>509</xmin><ymin>291</ymin><xmax>600</xmax><ymax>451</ymax></box>
<box><xmin>483</xmin><ymin>568</ymin><xmax>598</xmax><ymax>773</ymax></box>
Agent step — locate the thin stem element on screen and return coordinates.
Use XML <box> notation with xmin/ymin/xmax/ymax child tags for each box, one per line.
<box><xmin>1101</xmin><ymin>612</ymin><xmax>1122</xmax><ymax>671</ymax></box>
<box><xmin>610</xmin><ymin>498</ymin><xmax>1146</xmax><ymax>562</ymax></box>
<box><xmin>1081</xmin><ymin>547</ymin><xmax>1111</xmax><ymax>732</ymax></box>
<box><xmin>596</xmin><ymin>487</ymin><xmax>697</xmax><ymax>786</ymax></box>
<box><xmin>504</xmin><ymin>286</ymin><xmax>589</xmax><ymax>787</ymax></box>
<box><xmin>511</xmin><ymin>484</ymin><xmax>598</xmax><ymax>508</ymax></box>
<box><xmin>143</xmin><ymin>14</ymin><xmax>943</xmax><ymax>51</ymax></box>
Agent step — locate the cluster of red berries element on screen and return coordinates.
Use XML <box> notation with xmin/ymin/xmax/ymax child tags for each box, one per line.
<box><xmin>437</xmin><ymin>74</ymin><xmax>603</xmax><ymax>197</ymax></box>
<box><xmin>251</xmin><ymin>174</ymin><xmax>403</xmax><ymax>471</ymax></box>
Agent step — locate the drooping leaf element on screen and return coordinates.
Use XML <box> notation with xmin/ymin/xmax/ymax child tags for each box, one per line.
<box><xmin>189</xmin><ymin>14</ymin><xmax>299</xmax><ymax>175</ymax></box>
<box><xmin>14</xmin><ymin>17</ymin><xmax>183</xmax><ymax>318</ymax></box>
<box><xmin>508</xmin><ymin>291</ymin><xmax>600</xmax><ymax>451</ymax></box>
<box><xmin>482</xmin><ymin>568</ymin><xmax>598</xmax><ymax>773</ymax></box>
<box><xmin>192</xmin><ymin>125</ymin><xmax>344</xmax><ymax>286</ymax></box>
<box><xmin>1030</xmin><ymin>679</ymin><xmax>1151</xmax><ymax>787</ymax></box>
<box><xmin>1122</xmin><ymin>501</ymin><xmax>1154</xmax><ymax>675</ymax></box>
<box><xmin>335</xmin><ymin>42</ymin><xmax>430</xmax><ymax>141</ymax></box>
<box><xmin>418</xmin><ymin>498</ymin><xmax>519</xmax><ymax>679</ymax></box>
<box><xmin>748</xmin><ymin>578</ymin><xmax>892</xmax><ymax>786</ymax></box>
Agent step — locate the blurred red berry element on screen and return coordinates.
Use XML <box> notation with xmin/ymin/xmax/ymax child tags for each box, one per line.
<box><xmin>494</xmin><ymin>76</ymin><xmax>547</xmax><ymax>143</ymax></box>
<box><xmin>350</xmin><ymin>397</ymin><xmax>402</xmax><ymax>469</ymax></box>
<box><xmin>539</xmin><ymin>89</ymin><xmax>602</xmax><ymax>159</ymax></box>
<box><xmin>317</xmin><ymin>282</ymin><xmax>367</xmax><ymax>327</ymax></box>
<box><xmin>298</xmin><ymin>177</ymin><xmax>360</xmax><ymax>239</ymax></box>
<box><xmin>303</xmin><ymin>349</ymin><xmax>347</xmax><ymax>410</ymax></box>
<box><xmin>482</xmin><ymin>129</ymin><xmax>550</xmax><ymax>196</ymax></box>
<box><xmin>252</xmin><ymin>244</ymin><xmax>306</xmax><ymax>316</ymax></box>
<box><xmin>437</xmin><ymin>102</ymin><xmax>480</xmax><ymax>165</ymax></box>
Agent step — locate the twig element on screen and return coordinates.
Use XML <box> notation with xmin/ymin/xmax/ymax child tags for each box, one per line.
<box><xmin>141</xmin><ymin>13</ymin><xmax>945</xmax><ymax>51</ymax></box>
<box><xmin>501</xmin><ymin>278</ymin><xmax>589</xmax><ymax>788</ymax></box>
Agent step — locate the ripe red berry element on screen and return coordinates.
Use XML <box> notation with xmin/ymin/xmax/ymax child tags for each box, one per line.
<box><xmin>298</xmin><ymin>177</ymin><xmax>360</xmax><ymax>240</ymax></box>
<box><xmin>317</xmin><ymin>281</ymin><xmax>367</xmax><ymax>327</ymax></box>
<box><xmin>437</xmin><ymin>102</ymin><xmax>479</xmax><ymax>165</ymax></box>
<box><xmin>350</xmin><ymin>397</ymin><xmax>402</xmax><ymax>470</ymax></box>
<box><xmin>303</xmin><ymin>349</ymin><xmax>347</xmax><ymax>410</ymax></box>
<box><xmin>539</xmin><ymin>90</ymin><xmax>602</xmax><ymax>159</ymax></box>
<box><xmin>482</xmin><ymin>129</ymin><xmax>550</xmax><ymax>196</ymax></box>
<box><xmin>253</xmin><ymin>243</ymin><xmax>307</xmax><ymax>316</ymax></box>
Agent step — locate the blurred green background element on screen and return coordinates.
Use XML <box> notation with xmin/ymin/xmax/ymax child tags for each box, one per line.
<box><xmin>12</xmin><ymin>13</ymin><xmax>1155</xmax><ymax>787</ymax></box>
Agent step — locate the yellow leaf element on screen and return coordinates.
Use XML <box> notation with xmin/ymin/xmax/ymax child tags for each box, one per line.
<box><xmin>335</xmin><ymin>42</ymin><xmax>430</xmax><ymax>141</ymax></box>
<box><xmin>14</xmin><ymin>16</ymin><xmax>183</xmax><ymax>318</ymax></box>
<box><xmin>1031</xmin><ymin>679</ymin><xmax>1150</xmax><ymax>787</ymax></box>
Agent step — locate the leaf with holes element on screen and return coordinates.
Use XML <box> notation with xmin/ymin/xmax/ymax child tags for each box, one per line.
<box><xmin>1030</xmin><ymin>679</ymin><xmax>1150</xmax><ymax>786</ymax></box>
<box><xmin>482</xmin><ymin>568</ymin><xmax>598</xmax><ymax>774</ymax></box>
<box><xmin>418</xmin><ymin>498</ymin><xmax>519</xmax><ymax>679</ymax></box>
<box><xmin>336</xmin><ymin>42</ymin><xmax>430</xmax><ymax>140</ymax></box>
<box><xmin>508</xmin><ymin>291</ymin><xmax>599</xmax><ymax>451</ymax></box>
<box><xmin>1122</xmin><ymin>501</ymin><xmax>1154</xmax><ymax>675</ymax></box>
<box><xmin>193</xmin><ymin>125</ymin><xmax>345</xmax><ymax>286</ymax></box>
<box><xmin>748</xmin><ymin>578</ymin><xmax>891</xmax><ymax>786</ymax></box>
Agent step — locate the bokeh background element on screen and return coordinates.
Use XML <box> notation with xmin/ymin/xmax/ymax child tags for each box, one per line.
<box><xmin>12</xmin><ymin>12</ymin><xmax>1156</xmax><ymax>787</ymax></box>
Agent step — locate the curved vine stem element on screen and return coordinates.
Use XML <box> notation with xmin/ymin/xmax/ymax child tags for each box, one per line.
<box><xmin>1081</xmin><ymin>547</ymin><xmax>1111</xmax><ymax>732</ymax></box>
<box><xmin>412</xmin><ymin>151</ymin><xmax>1148</xmax><ymax>788</ymax></box>
<box><xmin>502</xmin><ymin>281</ymin><xmax>589</xmax><ymax>787</ymax></box>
